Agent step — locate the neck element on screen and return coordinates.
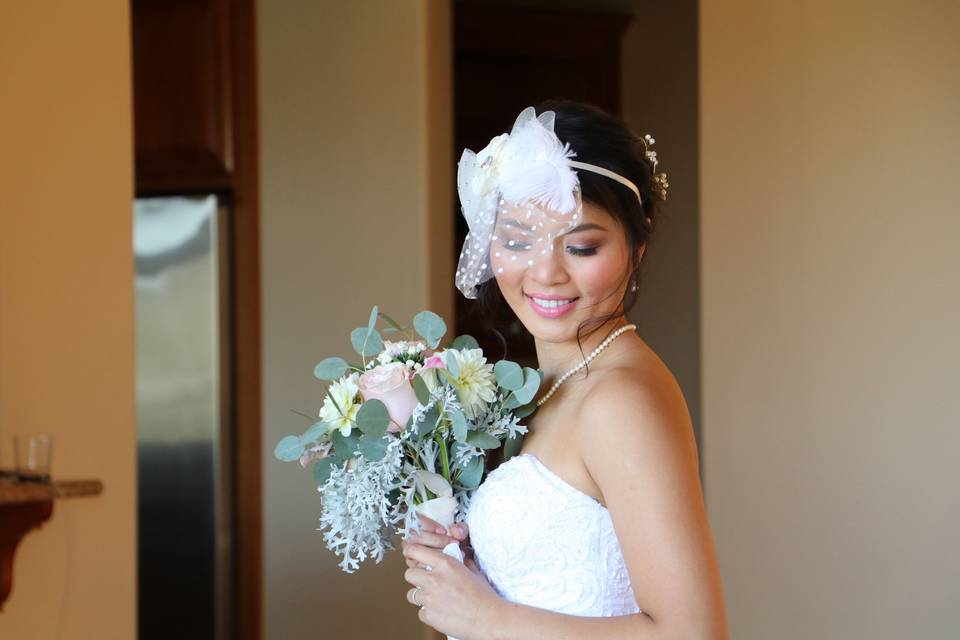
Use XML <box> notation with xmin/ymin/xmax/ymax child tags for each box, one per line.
<box><xmin>533</xmin><ymin>316</ymin><xmax>634</xmax><ymax>383</ymax></box>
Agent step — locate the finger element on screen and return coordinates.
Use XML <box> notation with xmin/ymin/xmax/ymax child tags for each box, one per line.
<box><xmin>406</xmin><ymin>587</ymin><xmax>426</xmax><ymax>607</ymax></box>
<box><xmin>416</xmin><ymin>514</ymin><xmax>448</xmax><ymax>535</ymax></box>
<box><xmin>406</xmin><ymin>530</ymin><xmax>455</xmax><ymax>550</ymax></box>
<box><xmin>404</xmin><ymin>543</ymin><xmax>449</xmax><ymax>568</ymax></box>
<box><xmin>404</xmin><ymin>566</ymin><xmax>432</xmax><ymax>587</ymax></box>
<box><xmin>451</xmin><ymin>522</ymin><xmax>469</xmax><ymax>540</ymax></box>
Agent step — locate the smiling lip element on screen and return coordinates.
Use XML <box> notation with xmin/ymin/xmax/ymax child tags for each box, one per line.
<box><xmin>525</xmin><ymin>293</ymin><xmax>579</xmax><ymax>318</ymax></box>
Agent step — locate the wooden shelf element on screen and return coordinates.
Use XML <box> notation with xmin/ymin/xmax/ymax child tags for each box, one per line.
<box><xmin>0</xmin><ymin>475</ymin><xmax>103</xmax><ymax>609</ymax></box>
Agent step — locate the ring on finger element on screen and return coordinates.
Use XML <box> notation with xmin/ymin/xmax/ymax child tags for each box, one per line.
<box><xmin>412</xmin><ymin>586</ymin><xmax>423</xmax><ymax>608</ymax></box>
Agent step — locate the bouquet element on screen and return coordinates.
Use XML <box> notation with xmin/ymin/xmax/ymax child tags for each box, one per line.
<box><xmin>274</xmin><ymin>307</ymin><xmax>542</xmax><ymax>574</ymax></box>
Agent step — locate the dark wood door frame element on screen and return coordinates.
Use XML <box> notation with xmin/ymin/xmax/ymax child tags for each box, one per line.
<box><xmin>132</xmin><ymin>0</ymin><xmax>262</xmax><ymax>637</ymax></box>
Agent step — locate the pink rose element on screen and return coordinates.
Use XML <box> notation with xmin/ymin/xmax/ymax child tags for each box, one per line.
<box><xmin>358</xmin><ymin>362</ymin><xmax>419</xmax><ymax>433</ymax></box>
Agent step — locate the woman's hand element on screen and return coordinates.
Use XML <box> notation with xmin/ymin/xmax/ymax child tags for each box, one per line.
<box><xmin>401</xmin><ymin>514</ymin><xmax>472</xmax><ymax>570</ymax></box>
<box><xmin>402</xmin><ymin>534</ymin><xmax>502</xmax><ymax>640</ymax></box>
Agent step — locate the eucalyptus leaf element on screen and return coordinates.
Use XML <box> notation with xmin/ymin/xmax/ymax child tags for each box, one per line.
<box><xmin>378</xmin><ymin>311</ymin><xmax>407</xmax><ymax>334</ymax></box>
<box><xmin>450</xmin><ymin>410</ymin><xmax>468</xmax><ymax>442</ymax></box>
<box><xmin>350</xmin><ymin>327</ymin><xmax>384</xmax><ymax>357</ymax></box>
<box><xmin>367</xmin><ymin>305</ymin><xmax>379</xmax><ymax>332</ymax></box>
<box><xmin>437</xmin><ymin>367</ymin><xmax>457</xmax><ymax>387</ymax></box>
<box><xmin>300</xmin><ymin>421</ymin><xmax>328</xmax><ymax>444</ymax></box>
<box><xmin>356</xmin><ymin>399</ymin><xmax>389</xmax><ymax>438</ymax></box>
<box><xmin>503</xmin><ymin>432</ymin><xmax>524</xmax><ymax>462</ymax></box>
<box><xmin>274</xmin><ymin>435</ymin><xmax>304</xmax><ymax>462</ymax></box>
<box><xmin>331</xmin><ymin>430</ymin><xmax>360</xmax><ymax>461</ymax></box>
<box><xmin>494</xmin><ymin>360</ymin><xmax>524</xmax><ymax>391</ymax></box>
<box><xmin>513</xmin><ymin>366</ymin><xmax>542</xmax><ymax>404</ymax></box>
<box><xmin>313</xmin><ymin>458</ymin><xmax>338</xmax><ymax>486</ymax></box>
<box><xmin>513</xmin><ymin>400</ymin><xmax>537</xmax><ymax>420</ymax></box>
<box><xmin>358</xmin><ymin>435</ymin><xmax>389</xmax><ymax>461</ymax></box>
<box><xmin>467</xmin><ymin>431</ymin><xmax>500</xmax><ymax>449</ymax></box>
<box><xmin>503</xmin><ymin>393</ymin><xmax>523</xmax><ymax>409</ymax></box>
<box><xmin>314</xmin><ymin>357</ymin><xmax>349</xmax><ymax>381</ymax></box>
<box><xmin>457</xmin><ymin>455</ymin><xmax>484</xmax><ymax>489</ymax></box>
<box><xmin>450</xmin><ymin>334</ymin><xmax>479</xmax><ymax>350</ymax></box>
<box><xmin>412</xmin><ymin>373</ymin><xmax>431</xmax><ymax>404</ymax></box>
<box><xmin>444</xmin><ymin>350</ymin><xmax>460</xmax><ymax>378</ymax></box>
<box><xmin>418</xmin><ymin>405</ymin><xmax>440</xmax><ymax>438</ymax></box>
<box><xmin>413</xmin><ymin>310</ymin><xmax>446</xmax><ymax>348</ymax></box>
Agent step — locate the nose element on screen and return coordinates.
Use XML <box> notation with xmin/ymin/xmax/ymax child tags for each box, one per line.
<box><xmin>527</xmin><ymin>242</ymin><xmax>569</xmax><ymax>287</ymax></box>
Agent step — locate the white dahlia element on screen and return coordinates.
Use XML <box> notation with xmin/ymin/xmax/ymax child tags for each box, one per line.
<box><xmin>446</xmin><ymin>348</ymin><xmax>497</xmax><ymax>417</ymax></box>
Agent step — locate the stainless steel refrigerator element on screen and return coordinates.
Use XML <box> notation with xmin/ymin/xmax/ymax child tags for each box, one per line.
<box><xmin>133</xmin><ymin>195</ymin><xmax>233</xmax><ymax>639</ymax></box>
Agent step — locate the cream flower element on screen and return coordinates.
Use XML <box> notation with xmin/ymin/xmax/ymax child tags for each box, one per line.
<box><xmin>319</xmin><ymin>372</ymin><xmax>362</xmax><ymax>436</ymax></box>
<box><xmin>470</xmin><ymin>133</ymin><xmax>510</xmax><ymax>195</ymax></box>
<box><xmin>445</xmin><ymin>348</ymin><xmax>497</xmax><ymax>417</ymax></box>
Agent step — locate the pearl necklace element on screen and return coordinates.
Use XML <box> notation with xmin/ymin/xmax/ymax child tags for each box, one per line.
<box><xmin>536</xmin><ymin>323</ymin><xmax>638</xmax><ymax>407</ymax></box>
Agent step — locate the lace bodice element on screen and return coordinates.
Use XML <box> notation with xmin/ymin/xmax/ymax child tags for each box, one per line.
<box><xmin>465</xmin><ymin>453</ymin><xmax>642</xmax><ymax>617</ymax></box>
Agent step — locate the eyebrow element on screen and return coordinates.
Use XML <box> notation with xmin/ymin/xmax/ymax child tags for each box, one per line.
<box><xmin>563</xmin><ymin>223</ymin><xmax>607</xmax><ymax>235</ymax></box>
<box><xmin>500</xmin><ymin>218</ymin><xmax>608</xmax><ymax>235</ymax></box>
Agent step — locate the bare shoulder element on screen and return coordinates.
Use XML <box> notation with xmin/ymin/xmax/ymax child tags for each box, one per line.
<box><xmin>575</xmin><ymin>356</ymin><xmax>699</xmax><ymax>471</ymax></box>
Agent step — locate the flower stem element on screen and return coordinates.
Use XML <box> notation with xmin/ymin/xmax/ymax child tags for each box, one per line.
<box><xmin>435</xmin><ymin>433</ymin><xmax>452</xmax><ymax>484</ymax></box>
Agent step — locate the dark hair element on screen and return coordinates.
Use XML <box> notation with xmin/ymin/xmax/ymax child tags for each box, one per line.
<box><xmin>475</xmin><ymin>99</ymin><xmax>664</xmax><ymax>365</ymax></box>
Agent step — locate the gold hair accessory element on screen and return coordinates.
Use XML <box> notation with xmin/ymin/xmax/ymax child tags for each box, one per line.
<box><xmin>641</xmin><ymin>134</ymin><xmax>669</xmax><ymax>201</ymax></box>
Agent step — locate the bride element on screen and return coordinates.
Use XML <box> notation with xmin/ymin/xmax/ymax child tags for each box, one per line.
<box><xmin>401</xmin><ymin>100</ymin><xmax>728</xmax><ymax>639</ymax></box>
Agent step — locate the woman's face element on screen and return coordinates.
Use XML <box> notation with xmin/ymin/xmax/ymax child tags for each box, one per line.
<box><xmin>490</xmin><ymin>200</ymin><xmax>636</xmax><ymax>344</ymax></box>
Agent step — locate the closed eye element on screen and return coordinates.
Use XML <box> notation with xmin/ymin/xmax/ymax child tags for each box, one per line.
<box><xmin>566</xmin><ymin>246</ymin><xmax>598</xmax><ymax>256</ymax></box>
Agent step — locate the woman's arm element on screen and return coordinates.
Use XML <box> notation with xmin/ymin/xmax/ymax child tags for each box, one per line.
<box><xmin>576</xmin><ymin>368</ymin><xmax>728</xmax><ymax>638</ymax></box>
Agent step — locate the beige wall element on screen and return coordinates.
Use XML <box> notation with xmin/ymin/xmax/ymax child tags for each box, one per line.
<box><xmin>0</xmin><ymin>2</ymin><xmax>136</xmax><ymax>639</ymax></box>
<box><xmin>701</xmin><ymin>1</ymin><xmax>960</xmax><ymax>637</ymax></box>
<box><xmin>258</xmin><ymin>1</ymin><xmax>451</xmax><ymax>637</ymax></box>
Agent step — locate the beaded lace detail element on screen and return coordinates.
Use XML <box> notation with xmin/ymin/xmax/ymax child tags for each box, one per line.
<box><xmin>465</xmin><ymin>453</ymin><xmax>642</xmax><ymax>616</ymax></box>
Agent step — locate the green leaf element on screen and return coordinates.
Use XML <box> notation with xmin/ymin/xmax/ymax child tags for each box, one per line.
<box><xmin>450</xmin><ymin>410</ymin><xmax>468</xmax><ymax>442</ymax></box>
<box><xmin>358</xmin><ymin>435</ymin><xmax>389</xmax><ymax>461</ymax></box>
<box><xmin>513</xmin><ymin>400</ymin><xmax>537</xmax><ymax>420</ymax></box>
<box><xmin>367</xmin><ymin>305</ymin><xmax>379</xmax><ymax>332</ymax></box>
<box><xmin>513</xmin><ymin>367</ymin><xmax>542</xmax><ymax>404</ymax></box>
<box><xmin>313</xmin><ymin>458</ymin><xmax>338</xmax><ymax>485</ymax></box>
<box><xmin>350</xmin><ymin>327</ymin><xmax>384</xmax><ymax>357</ymax></box>
<box><xmin>378</xmin><ymin>311</ymin><xmax>407</xmax><ymax>333</ymax></box>
<box><xmin>274</xmin><ymin>435</ymin><xmax>304</xmax><ymax>462</ymax></box>
<box><xmin>412</xmin><ymin>373</ymin><xmax>431</xmax><ymax>404</ymax></box>
<box><xmin>503</xmin><ymin>393</ymin><xmax>523</xmax><ymax>409</ymax></box>
<box><xmin>467</xmin><ymin>431</ymin><xmax>500</xmax><ymax>449</ymax></box>
<box><xmin>418</xmin><ymin>405</ymin><xmax>440</xmax><ymax>437</ymax></box>
<box><xmin>437</xmin><ymin>367</ymin><xmax>457</xmax><ymax>387</ymax></box>
<box><xmin>494</xmin><ymin>360</ymin><xmax>524</xmax><ymax>390</ymax></box>
<box><xmin>450</xmin><ymin>334</ymin><xmax>479</xmax><ymax>351</ymax></box>
<box><xmin>331</xmin><ymin>430</ymin><xmax>360</xmax><ymax>461</ymax></box>
<box><xmin>444</xmin><ymin>350</ymin><xmax>460</xmax><ymax>378</ymax></box>
<box><xmin>457</xmin><ymin>455</ymin><xmax>484</xmax><ymax>489</ymax></box>
<box><xmin>356</xmin><ymin>399</ymin><xmax>390</xmax><ymax>438</ymax></box>
<box><xmin>300</xmin><ymin>421</ymin><xmax>328</xmax><ymax>444</ymax></box>
<box><xmin>503</xmin><ymin>432</ymin><xmax>524</xmax><ymax>462</ymax></box>
<box><xmin>413</xmin><ymin>310</ymin><xmax>446</xmax><ymax>348</ymax></box>
<box><xmin>314</xmin><ymin>357</ymin><xmax>349</xmax><ymax>381</ymax></box>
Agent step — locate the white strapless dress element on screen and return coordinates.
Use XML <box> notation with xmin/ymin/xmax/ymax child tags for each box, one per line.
<box><xmin>465</xmin><ymin>453</ymin><xmax>642</xmax><ymax>617</ymax></box>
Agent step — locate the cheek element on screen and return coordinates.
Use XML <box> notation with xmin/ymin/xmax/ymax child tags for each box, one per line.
<box><xmin>573</xmin><ymin>254</ymin><xmax>629</xmax><ymax>297</ymax></box>
<box><xmin>490</xmin><ymin>252</ymin><xmax>524</xmax><ymax>292</ymax></box>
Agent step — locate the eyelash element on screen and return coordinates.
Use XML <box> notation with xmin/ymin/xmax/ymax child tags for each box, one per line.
<box><xmin>501</xmin><ymin>241</ymin><xmax>597</xmax><ymax>256</ymax></box>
